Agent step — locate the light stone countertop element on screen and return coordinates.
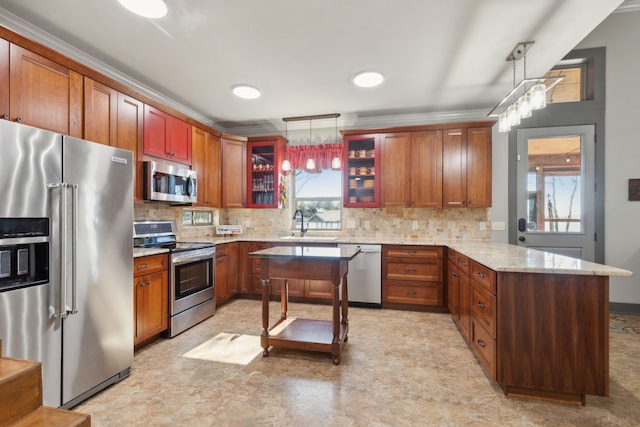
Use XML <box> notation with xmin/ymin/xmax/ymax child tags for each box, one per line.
<box><xmin>133</xmin><ymin>247</ymin><xmax>170</xmax><ymax>258</ymax></box>
<box><xmin>134</xmin><ymin>235</ymin><xmax>632</xmax><ymax>277</ymax></box>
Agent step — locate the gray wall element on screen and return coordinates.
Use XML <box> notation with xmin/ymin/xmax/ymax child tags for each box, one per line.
<box><xmin>575</xmin><ymin>10</ymin><xmax>640</xmax><ymax>304</ymax></box>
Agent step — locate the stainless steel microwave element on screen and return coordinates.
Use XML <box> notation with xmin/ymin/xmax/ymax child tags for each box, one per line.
<box><xmin>143</xmin><ymin>161</ymin><xmax>197</xmax><ymax>203</ymax></box>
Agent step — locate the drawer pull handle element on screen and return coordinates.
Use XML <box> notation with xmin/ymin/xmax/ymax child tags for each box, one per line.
<box><xmin>406</xmin><ymin>290</ymin><xmax>417</xmax><ymax>295</ymax></box>
<box><xmin>476</xmin><ymin>272</ymin><xmax>486</xmax><ymax>279</ymax></box>
<box><xmin>449</xmin><ymin>255</ymin><xmax>455</xmax><ymax>260</ymax></box>
<box><xmin>407</xmin><ymin>250</ymin><xmax>417</xmax><ymax>254</ymax></box>
<box><xmin>405</xmin><ymin>268</ymin><xmax>417</xmax><ymax>272</ymax></box>
<box><xmin>477</xmin><ymin>301</ymin><xmax>486</xmax><ymax>309</ymax></box>
<box><xmin>460</xmin><ymin>261</ymin><xmax>467</xmax><ymax>267</ymax></box>
<box><xmin>477</xmin><ymin>339</ymin><xmax>486</xmax><ymax>348</ymax></box>
<box><xmin>136</xmin><ymin>263</ymin><xmax>149</xmax><ymax>270</ymax></box>
<box><xmin>452</xmin><ymin>272</ymin><xmax>458</xmax><ymax>277</ymax></box>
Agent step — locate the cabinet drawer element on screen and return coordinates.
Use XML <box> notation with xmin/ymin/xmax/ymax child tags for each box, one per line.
<box><xmin>215</xmin><ymin>244</ymin><xmax>229</xmax><ymax>258</ymax></box>
<box><xmin>471</xmin><ymin>319</ymin><xmax>496</xmax><ymax>382</ymax></box>
<box><xmin>383</xmin><ymin>282</ymin><xmax>442</xmax><ymax>306</ymax></box>
<box><xmin>471</xmin><ymin>282</ymin><xmax>496</xmax><ymax>338</ymax></box>
<box><xmin>383</xmin><ymin>245</ymin><xmax>443</xmax><ymax>259</ymax></box>
<box><xmin>384</xmin><ymin>259</ymin><xmax>442</xmax><ymax>282</ymax></box>
<box><xmin>456</xmin><ymin>254</ymin><xmax>470</xmax><ymax>274</ymax></box>
<box><xmin>134</xmin><ymin>254</ymin><xmax>168</xmax><ymax>277</ymax></box>
<box><xmin>446</xmin><ymin>249</ymin><xmax>458</xmax><ymax>265</ymax></box>
<box><xmin>469</xmin><ymin>260</ymin><xmax>496</xmax><ymax>293</ymax></box>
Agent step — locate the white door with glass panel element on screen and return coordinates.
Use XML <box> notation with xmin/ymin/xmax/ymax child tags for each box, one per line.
<box><xmin>516</xmin><ymin>125</ymin><xmax>595</xmax><ymax>261</ymax></box>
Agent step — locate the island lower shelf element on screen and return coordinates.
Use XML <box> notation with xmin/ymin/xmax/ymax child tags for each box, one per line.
<box><xmin>265</xmin><ymin>317</ymin><xmax>348</xmax><ymax>352</ymax></box>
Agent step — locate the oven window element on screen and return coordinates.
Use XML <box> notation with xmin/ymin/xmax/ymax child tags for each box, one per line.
<box><xmin>174</xmin><ymin>259</ymin><xmax>212</xmax><ymax>300</ymax></box>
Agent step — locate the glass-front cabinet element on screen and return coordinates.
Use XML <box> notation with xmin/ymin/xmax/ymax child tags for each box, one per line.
<box><xmin>343</xmin><ymin>134</ymin><xmax>380</xmax><ymax>207</ymax></box>
<box><xmin>246</xmin><ymin>136</ymin><xmax>287</xmax><ymax>208</ymax></box>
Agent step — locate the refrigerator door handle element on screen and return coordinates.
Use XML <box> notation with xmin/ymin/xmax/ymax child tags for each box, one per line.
<box><xmin>69</xmin><ymin>184</ymin><xmax>79</xmax><ymax>315</ymax></box>
<box><xmin>49</xmin><ymin>182</ymin><xmax>68</xmax><ymax>319</ymax></box>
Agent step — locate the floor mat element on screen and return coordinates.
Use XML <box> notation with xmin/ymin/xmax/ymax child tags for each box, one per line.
<box><xmin>183</xmin><ymin>332</ymin><xmax>262</xmax><ymax>365</ymax></box>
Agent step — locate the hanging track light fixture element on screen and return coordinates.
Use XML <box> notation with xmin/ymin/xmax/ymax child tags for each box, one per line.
<box><xmin>488</xmin><ymin>41</ymin><xmax>564</xmax><ymax>133</ymax></box>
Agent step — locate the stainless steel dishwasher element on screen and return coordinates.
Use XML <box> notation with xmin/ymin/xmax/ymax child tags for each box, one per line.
<box><xmin>338</xmin><ymin>244</ymin><xmax>382</xmax><ymax>308</ymax></box>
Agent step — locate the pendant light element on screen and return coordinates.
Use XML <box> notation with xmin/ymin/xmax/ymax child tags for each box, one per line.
<box><xmin>488</xmin><ymin>41</ymin><xmax>564</xmax><ymax>132</ymax></box>
<box><xmin>305</xmin><ymin>118</ymin><xmax>316</xmax><ymax>170</ymax></box>
<box><xmin>331</xmin><ymin>115</ymin><xmax>342</xmax><ymax>170</ymax></box>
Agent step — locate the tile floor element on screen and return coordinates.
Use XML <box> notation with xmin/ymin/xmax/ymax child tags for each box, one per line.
<box><xmin>75</xmin><ymin>299</ymin><xmax>640</xmax><ymax>426</ymax></box>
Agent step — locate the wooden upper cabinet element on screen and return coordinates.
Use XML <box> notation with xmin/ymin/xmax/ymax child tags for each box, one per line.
<box><xmin>411</xmin><ymin>130</ymin><xmax>443</xmax><ymax>208</ymax></box>
<box><xmin>84</xmin><ymin>77</ymin><xmax>117</xmax><ymax>146</ymax></box>
<box><xmin>221</xmin><ymin>137</ymin><xmax>246</xmax><ymax>208</ymax></box>
<box><xmin>84</xmin><ymin>77</ymin><xmax>143</xmax><ymax>202</ymax></box>
<box><xmin>466</xmin><ymin>127</ymin><xmax>492</xmax><ymax>207</ymax></box>
<box><xmin>8</xmin><ymin>44</ymin><xmax>82</xmax><ymax>137</ymax></box>
<box><xmin>192</xmin><ymin>127</ymin><xmax>222</xmax><ymax>207</ymax></box>
<box><xmin>381</xmin><ymin>131</ymin><xmax>442</xmax><ymax>208</ymax></box>
<box><xmin>117</xmin><ymin>93</ymin><xmax>144</xmax><ymax>203</ymax></box>
<box><xmin>143</xmin><ymin>104</ymin><xmax>192</xmax><ymax>165</ymax></box>
<box><xmin>442</xmin><ymin>128</ymin><xmax>468</xmax><ymax>207</ymax></box>
<box><xmin>380</xmin><ymin>132</ymin><xmax>411</xmax><ymax>207</ymax></box>
<box><xmin>0</xmin><ymin>38</ymin><xmax>9</xmax><ymax>119</ymax></box>
<box><xmin>343</xmin><ymin>134</ymin><xmax>380</xmax><ymax>207</ymax></box>
<box><xmin>442</xmin><ymin>127</ymin><xmax>492</xmax><ymax>208</ymax></box>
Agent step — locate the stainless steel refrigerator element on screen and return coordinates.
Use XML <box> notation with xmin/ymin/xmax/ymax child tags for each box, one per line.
<box><xmin>0</xmin><ymin>120</ymin><xmax>133</xmax><ymax>409</ymax></box>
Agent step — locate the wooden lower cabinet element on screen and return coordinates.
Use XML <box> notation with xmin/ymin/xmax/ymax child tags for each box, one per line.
<box><xmin>133</xmin><ymin>254</ymin><xmax>168</xmax><ymax>347</ymax></box>
<box><xmin>215</xmin><ymin>242</ymin><xmax>239</xmax><ymax>306</ymax></box>
<box><xmin>382</xmin><ymin>245</ymin><xmax>444</xmax><ymax>308</ymax></box>
<box><xmin>448</xmin><ymin>249</ymin><xmax>609</xmax><ymax>403</ymax></box>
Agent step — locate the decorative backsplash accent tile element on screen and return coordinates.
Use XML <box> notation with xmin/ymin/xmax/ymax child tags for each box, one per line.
<box><xmin>134</xmin><ymin>204</ymin><xmax>491</xmax><ymax>241</ymax></box>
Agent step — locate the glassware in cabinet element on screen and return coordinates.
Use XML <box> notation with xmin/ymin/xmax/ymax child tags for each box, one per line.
<box><xmin>246</xmin><ymin>137</ymin><xmax>286</xmax><ymax>208</ymax></box>
<box><xmin>343</xmin><ymin>134</ymin><xmax>380</xmax><ymax>207</ymax></box>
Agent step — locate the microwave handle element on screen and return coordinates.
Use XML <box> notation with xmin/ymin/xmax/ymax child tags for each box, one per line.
<box><xmin>187</xmin><ymin>176</ymin><xmax>195</xmax><ymax>197</ymax></box>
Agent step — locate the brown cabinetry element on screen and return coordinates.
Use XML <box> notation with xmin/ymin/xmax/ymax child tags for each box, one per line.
<box><xmin>221</xmin><ymin>136</ymin><xmax>247</xmax><ymax>208</ymax></box>
<box><xmin>381</xmin><ymin>131</ymin><xmax>443</xmax><ymax>208</ymax></box>
<box><xmin>215</xmin><ymin>242</ymin><xmax>239</xmax><ymax>306</ymax></box>
<box><xmin>382</xmin><ymin>245</ymin><xmax>444</xmax><ymax>307</ymax></box>
<box><xmin>133</xmin><ymin>254</ymin><xmax>169</xmax><ymax>347</ymax></box>
<box><xmin>246</xmin><ymin>136</ymin><xmax>286</xmax><ymax>208</ymax></box>
<box><xmin>192</xmin><ymin>127</ymin><xmax>222</xmax><ymax>207</ymax></box>
<box><xmin>343</xmin><ymin>134</ymin><xmax>380</xmax><ymax>207</ymax></box>
<box><xmin>84</xmin><ymin>77</ymin><xmax>144</xmax><ymax>202</ymax></box>
<box><xmin>6</xmin><ymin>43</ymin><xmax>82</xmax><ymax>137</ymax></box>
<box><xmin>143</xmin><ymin>104</ymin><xmax>192</xmax><ymax>165</ymax></box>
<box><xmin>442</xmin><ymin>127</ymin><xmax>492</xmax><ymax>207</ymax></box>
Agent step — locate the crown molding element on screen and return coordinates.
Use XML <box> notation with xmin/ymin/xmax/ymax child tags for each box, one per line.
<box><xmin>613</xmin><ymin>0</ymin><xmax>640</xmax><ymax>13</ymax></box>
<box><xmin>0</xmin><ymin>7</ymin><xmax>219</xmax><ymax>130</ymax></box>
<box><xmin>227</xmin><ymin>108</ymin><xmax>493</xmax><ymax>136</ymax></box>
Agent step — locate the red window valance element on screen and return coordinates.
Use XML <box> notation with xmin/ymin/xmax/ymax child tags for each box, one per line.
<box><xmin>286</xmin><ymin>144</ymin><xmax>343</xmax><ymax>172</ymax></box>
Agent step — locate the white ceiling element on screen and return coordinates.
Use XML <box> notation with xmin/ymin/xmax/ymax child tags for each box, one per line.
<box><xmin>0</xmin><ymin>0</ymin><xmax>632</xmax><ymax>134</ymax></box>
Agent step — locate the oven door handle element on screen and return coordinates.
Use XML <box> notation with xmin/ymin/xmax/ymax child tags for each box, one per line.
<box><xmin>171</xmin><ymin>250</ymin><xmax>215</xmax><ymax>266</ymax></box>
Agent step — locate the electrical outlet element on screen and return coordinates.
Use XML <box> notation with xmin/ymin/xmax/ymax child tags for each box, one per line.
<box><xmin>492</xmin><ymin>221</ymin><xmax>506</xmax><ymax>231</ymax></box>
<box><xmin>364</xmin><ymin>220</ymin><xmax>371</xmax><ymax>230</ymax></box>
<box><xmin>347</xmin><ymin>219</ymin><xmax>356</xmax><ymax>229</ymax></box>
<box><xmin>479</xmin><ymin>222</ymin><xmax>486</xmax><ymax>231</ymax></box>
<box><xmin>412</xmin><ymin>221</ymin><xmax>419</xmax><ymax>230</ymax></box>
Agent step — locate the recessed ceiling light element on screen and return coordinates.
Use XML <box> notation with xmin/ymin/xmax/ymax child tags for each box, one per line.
<box><xmin>353</xmin><ymin>71</ymin><xmax>384</xmax><ymax>88</ymax></box>
<box><xmin>232</xmin><ymin>85</ymin><xmax>262</xmax><ymax>100</ymax></box>
<box><xmin>118</xmin><ymin>0</ymin><xmax>168</xmax><ymax>19</ymax></box>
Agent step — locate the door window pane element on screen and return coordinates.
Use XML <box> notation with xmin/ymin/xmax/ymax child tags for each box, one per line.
<box><xmin>526</xmin><ymin>136</ymin><xmax>582</xmax><ymax>232</ymax></box>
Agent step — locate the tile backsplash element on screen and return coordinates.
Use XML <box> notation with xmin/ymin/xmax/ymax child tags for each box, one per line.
<box><xmin>134</xmin><ymin>203</ymin><xmax>491</xmax><ymax>241</ymax></box>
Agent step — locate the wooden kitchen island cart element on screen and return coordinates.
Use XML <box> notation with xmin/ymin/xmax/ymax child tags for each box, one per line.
<box><xmin>248</xmin><ymin>246</ymin><xmax>360</xmax><ymax>364</ymax></box>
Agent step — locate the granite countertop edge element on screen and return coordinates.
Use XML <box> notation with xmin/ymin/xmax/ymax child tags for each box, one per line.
<box><xmin>134</xmin><ymin>235</ymin><xmax>632</xmax><ymax>277</ymax></box>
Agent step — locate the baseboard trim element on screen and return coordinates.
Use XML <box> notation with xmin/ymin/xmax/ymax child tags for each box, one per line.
<box><xmin>610</xmin><ymin>302</ymin><xmax>640</xmax><ymax>314</ymax></box>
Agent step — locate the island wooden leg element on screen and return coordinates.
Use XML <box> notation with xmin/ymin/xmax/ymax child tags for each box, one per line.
<box><xmin>341</xmin><ymin>275</ymin><xmax>349</xmax><ymax>342</ymax></box>
<box><xmin>331</xmin><ymin>279</ymin><xmax>341</xmax><ymax>365</ymax></box>
<box><xmin>281</xmin><ymin>279</ymin><xmax>288</xmax><ymax>321</ymax></box>
<box><xmin>260</xmin><ymin>276</ymin><xmax>270</xmax><ymax>357</ymax></box>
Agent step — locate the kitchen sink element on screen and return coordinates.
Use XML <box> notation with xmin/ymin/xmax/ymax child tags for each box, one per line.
<box><xmin>279</xmin><ymin>236</ymin><xmax>338</xmax><ymax>241</ymax></box>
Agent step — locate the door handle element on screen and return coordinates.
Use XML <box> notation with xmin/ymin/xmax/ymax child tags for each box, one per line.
<box><xmin>518</xmin><ymin>236</ymin><xmax>526</xmax><ymax>242</ymax></box>
<box><xmin>518</xmin><ymin>218</ymin><xmax>526</xmax><ymax>232</ymax></box>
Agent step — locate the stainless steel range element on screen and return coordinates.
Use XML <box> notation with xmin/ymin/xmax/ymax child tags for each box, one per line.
<box><xmin>133</xmin><ymin>220</ymin><xmax>215</xmax><ymax>337</ymax></box>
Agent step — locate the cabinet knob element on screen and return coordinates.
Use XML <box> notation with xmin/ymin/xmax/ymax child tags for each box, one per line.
<box><xmin>476</xmin><ymin>339</ymin><xmax>486</xmax><ymax>348</ymax></box>
<box><xmin>452</xmin><ymin>272</ymin><xmax>458</xmax><ymax>277</ymax></box>
<box><xmin>1</xmin><ymin>113</ymin><xmax>8</xmax><ymax>120</ymax></box>
<box><xmin>136</xmin><ymin>263</ymin><xmax>149</xmax><ymax>270</ymax></box>
<box><xmin>477</xmin><ymin>301</ymin><xmax>486</xmax><ymax>309</ymax></box>
<box><xmin>476</xmin><ymin>272</ymin><xmax>485</xmax><ymax>279</ymax></box>
<box><xmin>14</xmin><ymin>116</ymin><xmax>22</xmax><ymax>123</ymax></box>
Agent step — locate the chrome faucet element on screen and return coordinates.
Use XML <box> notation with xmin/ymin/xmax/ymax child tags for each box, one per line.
<box><xmin>292</xmin><ymin>209</ymin><xmax>308</xmax><ymax>237</ymax></box>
